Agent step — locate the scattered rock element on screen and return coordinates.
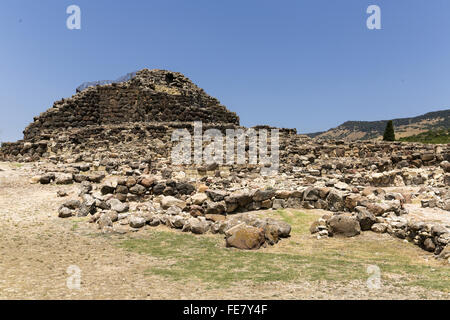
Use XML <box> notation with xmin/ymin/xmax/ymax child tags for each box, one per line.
<box><xmin>129</xmin><ymin>216</ymin><xmax>146</xmax><ymax>229</ymax></box>
<box><xmin>58</xmin><ymin>207</ymin><xmax>73</xmax><ymax>218</ymax></box>
<box><xmin>55</xmin><ymin>173</ymin><xmax>73</xmax><ymax>185</ymax></box>
<box><xmin>371</xmin><ymin>223</ymin><xmax>387</xmax><ymax>233</ymax></box>
<box><xmin>226</xmin><ymin>224</ymin><xmax>265</xmax><ymax>250</ymax></box>
<box><xmin>356</xmin><ymin>207</ymin><xmax>376</xmax><ymax>231</ymax></box>
<box><xmin>161</xmin><ymin>196</ymin><xmax>186</xmax><ymax>210</ymax></box>
<box><xmin>106</xmin><ymin>199</ymin><xmax>129</xmax><ymax>213</ymax></box>
<box><xmin>327</xmin><ymin>215</ymin><xmax>361</xmax><ymax>237</ymax></box>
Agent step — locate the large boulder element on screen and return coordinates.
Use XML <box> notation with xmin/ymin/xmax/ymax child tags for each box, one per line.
<box><xmin>225</xmin><ymin>224</ymin><xmax>265</xmax><ymax>250</ymax></box>
<box><xmin>327</xmin><ymin>215</ymin><xmax>361</xmax><ymax>237</ymax></box>
<box><xmin>265</xmin><ymin>219</ymin><xmax>291</xmax><ymax>238</ymax></box>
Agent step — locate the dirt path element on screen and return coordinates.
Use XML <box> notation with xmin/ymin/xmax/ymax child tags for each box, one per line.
<box><xmin>0</xmin><ymin>162</ymin><xmax>448</xmax><ymax>300</ymax></box>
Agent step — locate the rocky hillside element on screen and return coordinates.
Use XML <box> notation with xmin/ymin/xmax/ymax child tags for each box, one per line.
<box><xmin>308</xmin><ymin>109</ymin><xmax>450</xmax><ymax>142</ymax></box>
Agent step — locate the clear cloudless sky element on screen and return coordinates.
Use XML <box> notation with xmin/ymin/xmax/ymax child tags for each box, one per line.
<box><xmin>1</xmin><ymin>0</ymin><xmax>450</xmax><ymax>142</ymax></box>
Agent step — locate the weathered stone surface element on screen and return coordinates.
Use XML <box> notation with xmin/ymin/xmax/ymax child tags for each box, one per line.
<box><xmin>58</xmin><ymin>207</ymin><xmax>73</xmax><ymax>218</ymax></box>
<box><xmin>106</xmin><ymin>199</ymin><xmax>129</xmax><ymax>213</ymax></box>
<box><xmin>206</xmin><ymin>189</ymin><xmax>228</xmax><ymax>202</ymax></box>
<box><xmin>423</xmin><ymin>238</ymin><xmax>436</xmax><ymax>252</ymax></box>
<box><xmin>190</xmin><ymin>193</ymin><xmax>207</xmax><ymax>206</ymax></box>
<box><xmin>371</xmin><ymin>223</ymin><xmax>388</xmax><ymax>233</ymax></box>
<box><xmin>129</xmin><ymin>216</ymin><xmax>146</xmax><ymax>229</ymax></box>
<box><xmin>225</xmin><ymin>225</ymin><xmax>265</xmax><ymax>250</ymax></box>
<box><xmin>205</xmin><ymin>201</ymin><xmax>226</xmax><ymax>215</ymax></box>
<box><xmin>176</xmin><ymin>182</ymin><xmax>195</xmax><ymax>195</ymax></box>
<box><xmin>161</xmin><ymin>196</ymin><xmax>186</xmax><ymax>210</ymax></box>
<box><xmin>63</xmin><ymin>200</ymin><xmax>81</xmax><ymax>210</ymax></box>
<box><xmin>326</xmin><ymin>190</ymin><xmax>345</xmax><ymax>212</ymax></box>
<box><xmin>356</xmin><ymin>207</ymin><xmax>376</xmax><ymax>231</ymax></box>
<box><xmin>327</xmin><ymin>215</ymin><xmax>361</xmax><ymax>237</ymax></box>
<box><xmin>100</xmin><ymin>185</ymin><xmax>115</xmax><ymax>195</ymax></box>
<box><xmin>129</xmin><ymin>184</ymin><xmax>147</xmax><ymax>196</ymax></box>
<box><xmin>252</xmin><ymin>190</ymin><xmax>275</xmax><ymax>202</ymax></box>
<box><xmin>55</xmin><ymin>173</ymin><xmax>73</xmax><ymax>185</ymax></box>
<box><xmin>438</xmin><ymin>246</ymin><xmax>450</xmax><ymax>261</ymax></box>
<box><xmin>303</xmin><ymin>187</ymin><xmax>320</xmax><ymax>202</ymax></box>
<box><xmin>184</xmin><ymin>217</ymin><xmax>210</xmax><ymax>234</ymax></box>
<box><xmin>139</xmin><ymin>177</ymin><xmax>155</xmax><ymax>188</ymax></box>
<box><xmin>97</xmin><ymin>214</ymin><xmax>113</xmax><ymax>229</ymax></box>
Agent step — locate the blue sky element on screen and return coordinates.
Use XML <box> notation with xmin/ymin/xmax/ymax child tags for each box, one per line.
<box><xmin>1</xmin><ymin>0</ymin><xmax>450</xmax><ymax>142</ymax></box>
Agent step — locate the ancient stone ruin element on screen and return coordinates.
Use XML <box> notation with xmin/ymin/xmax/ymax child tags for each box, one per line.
<box><xmin>0</xmin><ymin>69</ymin><xmax>449</xmax><ymax>258</ymax></box>
<box><xmin>22</xmin><ymin>69</ymin><xmax>239</xmax><ymax>140</ymax></box>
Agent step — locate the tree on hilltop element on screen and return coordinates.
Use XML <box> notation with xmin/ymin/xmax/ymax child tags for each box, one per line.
<box><xmin>383</xmin><ymin>120</ymin><xmax>395</xmax><ymax>141</ymax></box>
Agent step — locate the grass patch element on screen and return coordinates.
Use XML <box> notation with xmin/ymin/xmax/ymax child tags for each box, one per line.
<box><xmin>399</xmin><ymin>128</ymin><xmax>450</xmax><ymax>144</ymax></box>
<box><xmin>118</xmin><ymin>210</ymin><xmax>450</xmax><ymax>292</ymax></box>
<box><xmin>71</xmin><ymin>221</ymin><xmax>79</xmax><ymax>231</ymax></box>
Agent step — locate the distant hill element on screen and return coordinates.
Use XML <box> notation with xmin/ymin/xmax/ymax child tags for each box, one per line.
<box><xmin>306</xmin><ymin>109</ymin><xmax>450</xmax><ymax>141</ymax></box>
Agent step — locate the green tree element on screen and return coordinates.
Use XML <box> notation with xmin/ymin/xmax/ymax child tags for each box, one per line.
<box><xmin>383</xmin><ymin>120</ymin><xmax>395</xmax><ymax>141</ymax></box>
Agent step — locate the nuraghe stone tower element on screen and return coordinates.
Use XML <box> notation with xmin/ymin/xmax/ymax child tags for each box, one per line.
<box><xmin>23</xmin><ymin>69</ymin><xmax>240</xmax><ymax>140</ymax></box>
<box><xmin>0</xmin><ymin>69</ymin><xmax>244</xmax><ymax>160</ymax></box>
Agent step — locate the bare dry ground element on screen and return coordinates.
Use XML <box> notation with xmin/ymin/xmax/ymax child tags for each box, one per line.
<box><xmin>0</xmin><ymin>162</ymin><xmax>448</xmax><ymax>300</ymax></box>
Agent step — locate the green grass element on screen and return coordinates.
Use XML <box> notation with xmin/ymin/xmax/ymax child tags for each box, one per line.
<box><xmin>10</xmin><ymin>163</ymin><xmax>23</xmax><ymax>168</ymax></box>
<box><xmin>119</xmin><ymin>230</ymin><xmax>364</xmax><ymax>285</ymax></box>
<box><xmin>69</xmin><ymin>217</ymin><xmax>89</xmax><ymax>232</ymax></box>
<box><xmin>71</xmin><ymin>221</ymin><xmax>79</xmax><ymax>231</ymax></box>
<box><xmin>399</xmin><ymin>128</ymin><xmax>450</xmax><ymax>144</ymax></box>
<box><xmin>118</xmin><ymin>210</ymin><xmax>450</xmax><ymax>292</ymax></box>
